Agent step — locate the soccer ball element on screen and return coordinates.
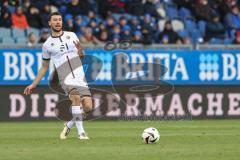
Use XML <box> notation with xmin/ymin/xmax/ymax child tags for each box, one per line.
<box><xmin>141</xmin><ymin>127</ymin><xmax>160</xmax><ymax>144</ymax></box>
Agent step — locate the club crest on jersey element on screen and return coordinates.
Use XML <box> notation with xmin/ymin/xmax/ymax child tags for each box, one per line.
<box><xmin>66</xmin><ymin>36</ymin><xmax>70</xmax><ymax>39</ymax></box>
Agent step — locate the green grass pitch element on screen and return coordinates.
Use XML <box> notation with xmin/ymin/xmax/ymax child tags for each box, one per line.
<box><xmin>0</xmin><ymin>120</ymin><xmax>239</xmax><ymax>160</ymax></box>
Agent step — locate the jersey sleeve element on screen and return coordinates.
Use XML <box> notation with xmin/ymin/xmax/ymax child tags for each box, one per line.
<box><xmin>72</xmin><ymin>32</ymin><xmax>80</xmax><ymax>42</ymax></box>
<box><xmin>42</xmin><ymin>44</ymin><xmax>51</xmax><ymax>60</ymax></box>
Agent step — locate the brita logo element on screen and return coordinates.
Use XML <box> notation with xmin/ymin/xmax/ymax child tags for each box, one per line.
<box><xmin>199</xmin><ymin>54</ymin><xmax>220</xmax><ymax>81</ymax></box>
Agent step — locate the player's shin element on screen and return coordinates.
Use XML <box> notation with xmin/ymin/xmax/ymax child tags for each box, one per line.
<box><xmin>72</xmin><ymin>105</ymin><xmax>85</xmax><ymax>135</ymax></box>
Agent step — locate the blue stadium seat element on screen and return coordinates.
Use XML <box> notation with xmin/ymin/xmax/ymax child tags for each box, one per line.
<box><xmin>209</xmin><ymin>38</ymin><xmax>224</xmax><ymax>44</ymax></box>
<box><xmin>15</xmin><ymin>37</ymin><xmax>27</xmax><ymax>44</ymax></box>
<box><xmin>177</xmin><ymin>29</ymin><xmax>189</xmax><ymax>38</ymax></box>
<box><xmin>191</xmin><ymin>29</ymin><xmax>203</xmax><ymax>43</ymax></box>
<box><xmin>198</xmin><ymin>21</ymin><xmax>207</xmax><ymax>37</ymax></box>
<box><xmin>179</xmin><ymin>7</ymin><xmax>192</xmax><ymax>20</ymax></box>
<box><xmin>166</xmin><ymin>4</ymin><xmax>179</xmax><ymax>19</ymax></box>
<box><xmin>224</xmin><ymin>38</ymin><xmax>233</xmax><ymax>44</ymax></box>
<box><xmin>26</xmin><ymin>28</ymin><xmax>40</xmax><ymax>37</ymax></box>
<box><xmin>1</xmin><ymin>37</ymin><xmax>15</xmax><ymax>44</ymax></box>
<box><xmin>0</xmin><ymin>28</ymin><xmax>11</xmax><ymax>38</ymax></box>
<box><xmin>184</xmin><ymin>17</ymin><xmax>197</xmax><ymax>33</ymax></box>
<box><xmin>12</xmin><ymin>28</ymin><xmax>26</xmax><ymax>38</ymax></box>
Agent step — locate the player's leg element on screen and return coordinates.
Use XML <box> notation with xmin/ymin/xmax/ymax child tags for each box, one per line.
<box><xmin>69</xmin><ymin>89</ymin><xmax>89</xmax><ymax>139</ymax></box>
<box><xmin>59</xmin><ymin>103</ymin><xmax>76</xmax><ymax>140</ymax></box>
<box><xmin>81</xmin><ymin>96</ymin><xmax>93</xmax><ymax>113</ymax></box>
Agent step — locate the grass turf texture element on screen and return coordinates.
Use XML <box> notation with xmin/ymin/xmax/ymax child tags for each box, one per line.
<box><xmin>0</xmin><ymin>120</ymin><xmax>239</xmax><ymax>160</ymax></box>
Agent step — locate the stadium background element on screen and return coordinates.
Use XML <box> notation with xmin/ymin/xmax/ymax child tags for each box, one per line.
<box><xmin>0</xmin><ymin>0</ymin><xmax>240</xmax><ymax>121</ymax></box>
<box><xmin>0</xmin><ymin>1</ymin><xmax>240</xmax><ymax>160</ymax></box>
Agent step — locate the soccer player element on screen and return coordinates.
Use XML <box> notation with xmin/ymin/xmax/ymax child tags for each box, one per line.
<box><xmin>23</xmin><ymin>12</ymin><xmax>92</xmax><ymax>140</ymax></box>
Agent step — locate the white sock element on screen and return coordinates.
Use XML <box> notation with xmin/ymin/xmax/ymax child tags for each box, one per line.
<box><xmin>71</xmin><ymin>105</ymin><xmax>85</xmax><ymax>135</ymax></box>
<box><xmin>66</xmin><ymin>119</ymin><xmax>75</xmax><ymax>128</ymax></box>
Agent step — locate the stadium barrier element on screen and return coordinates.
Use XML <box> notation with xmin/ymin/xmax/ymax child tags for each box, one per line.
<box><xmin>0</xmin><ymin>47</ymin><xmax>239</xmax><ymax>121</ymax></box>
<box><xmin>0</xmin><ymin>85</ymin><xmax>239</xmax><ymax>121</ymax></box>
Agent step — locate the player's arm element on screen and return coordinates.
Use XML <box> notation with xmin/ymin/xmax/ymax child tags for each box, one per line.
<box><xmin>23</xmin><ymin>60</ymin><xmax>50</xmax><ymax>95</ymax></box>
<box><xmin>72</xmin><ymin>33</ymin><xmax>85</xmax><ymax>59</ymax></box>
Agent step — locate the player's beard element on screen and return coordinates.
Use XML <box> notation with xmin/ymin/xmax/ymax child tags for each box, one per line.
<box><xmin>52</xmin><ymin>26</ymin><xmax>62</xmax><ymax>33</ymax></box>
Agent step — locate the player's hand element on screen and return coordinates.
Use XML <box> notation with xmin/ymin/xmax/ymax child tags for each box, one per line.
<box><xmin>73</xmin><ymin>41</ymin><xmax>84</xmax><ymax>59</ymax></box>
<box><xmin>23</xmin><ymin>84</ymin><xmax>36</xmax><ymax>95</ymax></box>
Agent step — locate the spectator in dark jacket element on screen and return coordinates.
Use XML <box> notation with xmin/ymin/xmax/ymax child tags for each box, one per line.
<box><xmin>39</xmin><ymin>28</ymin><xmax>50</xmax><ymax>43</ymax></box>
<box><xmin>141</xmin><ymin>14</ymin><xmax>156</xmax><ymax>44</ymax></box>
<box><xmin>129</xmin><ymin>16</ymin><xmax>141</xmax><ymax>31</ymax></box>
<box><xmin>225</xmin><ymin>5</ymin><xmax>240</xmax><ymax>30</ymax></box>
<box><xmin>66</xmin><ymin>0</ymin><xmax>90</xmax><ymax>16</ymax></box>
<box><xmin>126</xmin><ymin>0</ymin><xmax>144</xmax><ymax>16</ymax></box>
<box><xmin>120</xmin><ymin>25</ymin><xmax>132</xmax><ymax>40</ymax></box>
<box><xmin>174</xmin><ymin>0</ymin><xmax>194</xmax><ymax>10</ymax></box>
<box><xmin>0</xmin><ymin>6</ymin><xmax>12</xmax><ymax>27</ymax></box>
<box><xmin>158</xmin><ymin>21</ymin><xmax>181</xmax><ymax>44</ymax></box>
<box><xmin>194</xmin><ymin>0</ymin><xmax>215</xmax><ymax>21</ymax></box>
<box><xmin>206</xmin><ymin>14</ymin><xmax>225</xmax><ymax>41</ymax></box>
<box><xmin>26</xmin><ymin>5</ymin><xmax>42</xmax><ymax>28</ymax></box>
<box><xmin>40</xmin><ymin>4</ymin><xmax>51</xmax><ymax>28</ymax></box>
<box><xmin>143</xmin><ymin>0</ymin><xmax>161</xmax><ymax>18</ymax></box>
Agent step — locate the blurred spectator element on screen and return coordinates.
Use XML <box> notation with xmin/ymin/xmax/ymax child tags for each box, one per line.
<box><xmin>28</xmin><ymin>32</ymin><xmax>37</xmax><ymax>46</ymax></box>
<box><xmin>40</xmin><ymin>4</ymin><xmax>51</xmax><ymax>28</ymax></box>
<box><xmin>26</xmin><ymin>6</ymin><xmax>41</xmax><ymax>28</ymax></box>
<box><xmin>120</xmin><ymin>25</ymin><xmax>132</xmax><ymax>40</ymax></box>
<box><xmin>74</xmin><ymin>15</ymin><xmax>86</xmax><ymax>36</ymax></box>
<box><xmin>22</xmin><ymin>0</ymin><xmax>31</xmax><ymax>13</ymax></box>
<box><xmin>64</xmin><ymin>14</ymin><xmax>75</xmax><ymax>32</ymax></box>
<box><xmin>112</xmin><ymin>25</ymin><xmax>121</xmax><ymax>35</ymax></box>
<box><xmin>12</xmin><ymin>6</ymin><xmax>29</xmax><ymax>29</ymax></box>
<box><xmin>0</xmin><ymin>5</ymin><xmax>12</xmax><ymax>27</ymax></box>
<box><xmin>79</xmin><ymin>28</ymin><xmax>99</xmax><ymax>44</ymax></box>
<box><xmin>107</xmin><ymin>0</ymin><xmax>126</xmax><ymax>13</ymax></box>
<box><xmin>39</xmin><ymin>28</ymin><xmax>50</xmax><ymax>43</ymax></box>
<box><xmin>106</xmin><ymin>16</ymin><xmax>116</xmax><ymax>31</ymax></box>
<box><xmin>141</xmin><ymin>14</ymin><xmax>155</xmax><ymax>44</ymax></box>
<box><xmin>126</xmin><ymin>0</ymin><xmax>144</xmax><ymax>16</ymax></box>
<box><xmin>157</xmin><ymin>21</ymin><xmax>181</xmax><ymax>44</ymax></box>
<box><xmin>225</xmin><ymin>5</ymin><xmax>240</xmax><ymax>30</ymax></box>
<box><xmin>174</xmin><ymin>0</ymin><xmax>194</xmax><ymax>10</ymax></box>
<box><xmin>206</xmin><ymin>14</ymin><xmax>225</xmax><ymax>41</ymax></box>
<box><xmin>88</xmin><ymin>19</ymin><xmax>99</xmax><ymax>36</ymax></box>
<box><xmin>129</xmin><ymin>16</ymin><xmax>141</xmax><ymax>31</ymax></box>
<box><xmin>132</xmin><ymin>30</ymin><xmax>142</xmax><ymax>44</ymax></box>
<box><xmin>233</xmin><ymin>30</ymin><xmax>240</xmax><ymax>44</ymax></box>
<box><xmin>33</xmin><ymin>0</ymin><xmax>50</xmax><ymax>11</ymax></box>
<box><xmin>113</xmin><ymin>34</ymin><xmax>120</xmax><ymax>43</ymax></box>
<box><xmin>66</xmin><ymin>0</ymin><xmax>81</xmax><ymax>16</ymax></box>
<box><xmin>219</xmin><ymin>0</ymin><xmax>237</xmax><ymax>16</ymax></box>
<box><xmin>95</xmin><ymin>22</ymin><xmax>107</xmax><ymax>39</ymax></box>
<box><xmin>193</xmin><ymin>0</ymin><xmax>215</xmax><ymax>21</ymax></box>
<box><xmin>87</xmin><ymin>10</ymin><xmax>97</xmax><ymax>21</ymax></box>
<box><xmin>98</xmin><ymin>30</ymin><xmax>109</xmax><ymax>42</ymax></box>
<box><xmin>119</xmin><ymin>16</ymin><xmax>128</xmax><ymax>29</ymax></box>
<box><xmin>66</xmin><ymin>0</ymin><xmax>90</xmax><ymax>16</ymax></box>
<box><xmin>143</xmin><ymin>0</ymin><xmax>161</xmax><ymax>18</ymax></box>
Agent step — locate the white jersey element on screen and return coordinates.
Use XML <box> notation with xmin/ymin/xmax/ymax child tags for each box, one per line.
<box><xmin>42</xmin><ymin>31</ymin><xmax>80</xmax><ymax>68</ymax></box>
<box><xmin>42</xmin><ymin>31</ymin><xmax>88</xmax><ymax>89</ymax></box>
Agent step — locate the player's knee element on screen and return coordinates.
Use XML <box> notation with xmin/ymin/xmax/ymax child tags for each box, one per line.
<box><xmin>83</xmin><ymin>103</ymin><xmax>92</xmax><ymax>113</ymax></box>
<box><xmin>70</xmin><ymin>95</ymin><xmax>81</xmax><ymax>105</ymax></box>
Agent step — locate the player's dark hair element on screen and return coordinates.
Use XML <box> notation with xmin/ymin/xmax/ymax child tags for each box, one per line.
<box><xmin>49</xmin><ymin>12</ymin><xmax>62</xmax><ymax>21</ymax></box>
